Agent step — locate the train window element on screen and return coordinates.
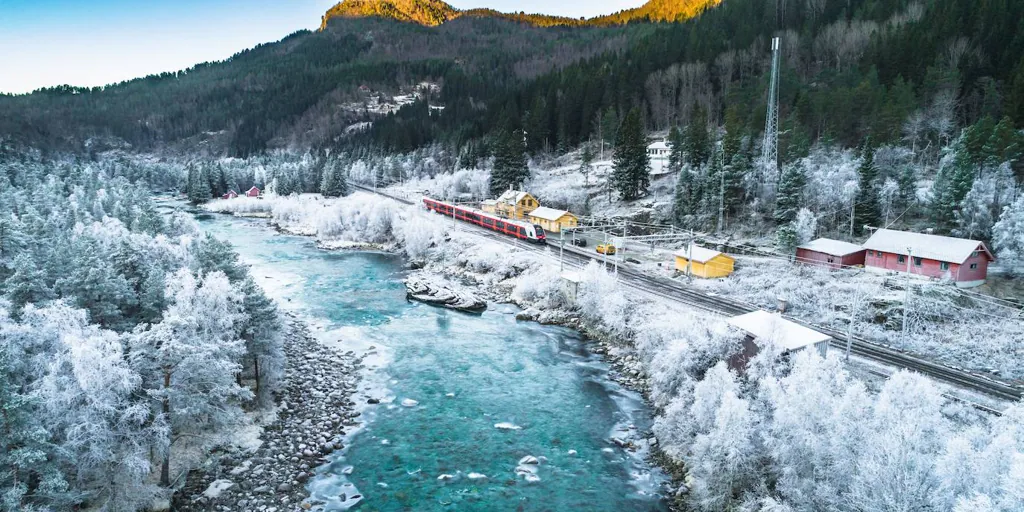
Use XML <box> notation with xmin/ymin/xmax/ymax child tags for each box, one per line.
<box><xmin>496</xmin><ymin>221</ymin><xmax>505</xmax><ymax>230</ymax></box>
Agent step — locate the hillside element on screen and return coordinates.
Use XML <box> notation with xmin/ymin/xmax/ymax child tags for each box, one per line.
<box><xmin>320</xmin><ymin>0</ymin><xmax>722</xmax><ymax>29</ymax></box>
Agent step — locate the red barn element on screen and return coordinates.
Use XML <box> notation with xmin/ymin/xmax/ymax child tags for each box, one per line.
<box><xmin>862</xmin><ymin>229</ymin><xmax>995</xmax><ymax>287</ymax></box>
<box><xmin>796</xmin><ymin>238</ymin><xmax>866</xmax><ymax>270</ymax></box>
<box><xmin>222</xmin><ymin>190</ymin><xmax>238</xmax><ymax>199</ymax></box>
<box><xmin>245</xmin><ymin>186</ymin><xmax>261</xmax><ymax>197</ymax></box>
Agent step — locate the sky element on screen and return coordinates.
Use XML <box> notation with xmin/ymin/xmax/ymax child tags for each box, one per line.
<box><xmin>0</xmin><ymin>0</ymin><xmax>644</xmax><ymax>94</ymax></box>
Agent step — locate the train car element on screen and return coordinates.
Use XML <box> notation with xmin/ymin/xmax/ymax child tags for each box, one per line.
<box><xmin>423</xmin><ymin>197</ymin><xmax>547</xmax><ymax>243</ymax></box>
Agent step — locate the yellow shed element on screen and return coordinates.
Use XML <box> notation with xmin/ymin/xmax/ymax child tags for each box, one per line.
<box><xmin>493</xmin><ymin>190</ymin><xmax>539</xmax><ymax>220</ymax></box>
<box><xmin>527</xmin><ymin>207</ymin><xmax>579</xmax><ymax>233</ymax></box>
<box><xmin>674</xmin><ymin>245</ymin><xmax>735</xmax><ymax>278</ymax></box>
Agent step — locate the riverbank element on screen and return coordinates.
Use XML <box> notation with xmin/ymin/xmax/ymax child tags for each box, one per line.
<box><xmin>172</xmin><ymin>316</ymin><xmax>363</xmax><ymax>511</ymax></box>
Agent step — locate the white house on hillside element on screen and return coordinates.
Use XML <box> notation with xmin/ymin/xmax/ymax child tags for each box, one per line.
<box><xmin>647</xmin><ymin>140</ymin><xmax>670</xmax><ymax>174</ymax></box>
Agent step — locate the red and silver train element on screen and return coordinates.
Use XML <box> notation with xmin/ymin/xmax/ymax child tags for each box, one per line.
<box><xmin>423</xmin><ymin>197</ymin><xmax>547</xmax><ymax>243</ymax></box>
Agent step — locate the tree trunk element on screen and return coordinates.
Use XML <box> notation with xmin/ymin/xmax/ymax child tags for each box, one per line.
<box><xmin>160</xmin><ymin>371</ymin><xmax>171</xmax><ymax>487</ymax></box>
<box><xmin>254</xmin><ymin>357</ymin><xmax>261</xmax><ymax>396</ymax></box>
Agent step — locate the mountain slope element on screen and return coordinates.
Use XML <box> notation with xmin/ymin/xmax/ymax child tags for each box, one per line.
<box><xmin>320</xmin><ymin>0</ymin><xmax>722</xmax><ymax>29</ymax></box>
<box><xmin>320</xmin><ymin>0</ymin><xmax>459</xmax><ymax>28</ymax></box>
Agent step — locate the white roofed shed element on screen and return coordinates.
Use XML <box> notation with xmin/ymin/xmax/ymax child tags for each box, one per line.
<box><xmin>727</xmin><ymin>310</ymin><xmax>831</xmax><ymax>356</ymax></box>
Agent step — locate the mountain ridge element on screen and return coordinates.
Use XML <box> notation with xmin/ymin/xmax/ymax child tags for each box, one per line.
<box><xmin>320</xmin><ymin>0</ymin><xmax>722</xmax><ymax>29</ymax></box>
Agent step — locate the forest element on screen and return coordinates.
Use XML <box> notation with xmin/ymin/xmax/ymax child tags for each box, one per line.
<box><xmin>0</xmin><ymin>142</ymin><xmax>284</xmax><ymax>510</ymax></box>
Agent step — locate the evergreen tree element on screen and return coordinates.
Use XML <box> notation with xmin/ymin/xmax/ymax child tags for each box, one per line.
<box><xmin>776</xmin><ymin>223</ymin><xmax>799</xmax><ymax>255</ymax></box>
<box><xmin>983</xmin><ymin>116</ymin><xmax>1022</xmax><ymax>168</ymax></box>
<box><xmin>672</xmin><ymin>167</ymin><xmax>695</xmax><ymax>228</ymax></box>
<box><xmin>611</xmin><ymin>108</ymin><xmax>650</xmax><ymax>201</ymax></box>
<box><xmin>320</xmin><ymin>160</ymin><xmax>349</xmax><ymax>198</ymax></box>
<box><xmin>5</xmin><ymin>253</ymin><xmax>54</xmax><ymax>313</ymax></box>
<box><xmin>853</xmin><ymin>143</ymin><xmax>881</xmax><ymax>234</ymax></box>
<box><xmin>489</xmin><ymin>128</ymin><xmax>530</xmax><ymax>196</ymax></box>
<box><xmin>579</xmin><ymin>145</ymin><xmax>594</xmax><ymax>187</ymax></box>
<box><xmin>684</xmin><ymin>106</ymin><xmax>712</xmax><ymax>168</ymax></box>
<box><xmin>992</xmin><ymin>195</ymin><xmax>1024</xmax><ymax>276</ymax></box>
<box><xmin>774</xmin><ymin>163</ymin><xmax>807</xmax><ymax>224</ymax></box>
<box><xmin>931</xmin><ymin>146</ymin><xmax>976</xmax><ymax>231</ymax></box>
<box><xmin>667</xmin><ymin>126</ymin><xmax>685</xmax><ymax>174</ymax></box>
<box><xmin>186</xmin><ymin>165</ymin><xmax>212</xmax><ymax>204</ymax></box>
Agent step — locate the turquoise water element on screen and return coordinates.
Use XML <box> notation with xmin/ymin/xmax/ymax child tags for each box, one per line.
<box><xmin>197</xmin><ymin>213</ymin><xmax>667</xmax><ymax>512</ymax></box>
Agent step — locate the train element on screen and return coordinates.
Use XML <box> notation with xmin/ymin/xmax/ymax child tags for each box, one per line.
<box><xmin>422</xmin><ymin>197</ymin><xmax>547</xmax><ymax>243</ymax></box>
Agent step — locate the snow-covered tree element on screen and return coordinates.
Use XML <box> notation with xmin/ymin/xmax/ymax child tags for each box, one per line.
<box><xmin>129</xmin><ymin>270</ymin><xmax>250</xmax><ymax>486</ymax></box>
<box><xmin>954</xmin><ymin>176</ymin><xmax>996</xmax><ymax>240</ymax></box>
<box><xmin>774</xmin><ymin>163</ymin><xmax>807</xmax><ymax>224</ymax></box>
<box><xmin>793</xmin><ymin>208</ymin><xmax>817</xmax><ymax>245</ymax></box>
<box><xmin>992</xmin><ymin>195</ymin><xmax>1024</xmax><ymax>274</ymax></box>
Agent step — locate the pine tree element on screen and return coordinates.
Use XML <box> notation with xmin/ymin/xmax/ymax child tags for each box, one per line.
<box><xmin>672</xmin><ymin>167</ymin><xmax>695</xmax><ymax>228</ymax></box>
<box><xmin>684</xmin><ymin>105</ymin><xmax>712</xmax><ymax>168</ymax></box>
<box><xmin>983</xmin><ymin>116</ymin><xmax>1022</xmax><ymax>167</ymax></box>
<box><xmin>579</xmin><ymin>145</ymin><xmax>594</xmax><ymax>187</ymax></box>
<box><xmin>853</xmin><ymin>143</ymin><xmax>881</xmax><ymax>234</ymax></box>
<box><xmin>667</xmin><ymin>126</ymin><xmax>685</xmax><ymax>174</ymax></box>
<box><xmin>320</xmin><ymin>160</ymin><xmax>349</xmax><ymax>198</ymax></box>
<box><xmin>186</xmin><ymin>165</ymin><xmax>212</xmax><ymax>204</ymax></box>
<box><xmin>931</xmin><ymin>146</ymin><xmax>976</xmax><ymax>231</ymax></box>
<box><xmin>490</xmin><ymin>129</ymin><xmax>530</xmax><ymax>196</ymax></box>
<box><xmin>992</xmin><ymin>195</ymin><xmax>1024</xmax><ymax>276</ymax></box>
<box><xmin>612</xmin><ymin>108</ymin><xmax>650</xmax><ymax>201</ymax></box>
<box><xmin>774</xmin><ymin>163</ymin><xmax>806</xmax><ymax>224</ymax></box>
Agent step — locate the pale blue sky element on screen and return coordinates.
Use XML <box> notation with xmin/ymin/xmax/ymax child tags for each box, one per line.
<box><xmin>0</xmin><ymin>0</ymin><xmax>644</xmax><ymax>94</ymax></box>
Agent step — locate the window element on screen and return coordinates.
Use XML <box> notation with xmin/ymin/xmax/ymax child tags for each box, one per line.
<box><xmin>972</xmin><ymin>251</ymin><xmax>979</xmax><ymax>258</ymax></box>
<box><xmin>970</xmin><ymin>263</ymin><xmax>978</xmax><ymax>270</ymax></box>
<box><xmin>898</xmin><ymin>255</ymin><xmax>905</xmax><ymax>264</ymax></box>
<box><xmin>913</xmin><ymin>257</ymin><xmax>922</xmax><ymax>266</ymax></box>
<box><xmin>940</xmin><ymin>262</ymin><xmax>949</xmax><ymax>271</ymax></box>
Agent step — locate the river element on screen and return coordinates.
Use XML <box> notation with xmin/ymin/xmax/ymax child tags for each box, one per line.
<box><xmin>196</xmin><ymin>212</ymin><xmax>667</xmax><ymax>511</ymax></box>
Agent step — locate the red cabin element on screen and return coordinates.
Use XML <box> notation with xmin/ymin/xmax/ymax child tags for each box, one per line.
<box><xmin>796</xmin><ymin>238</ymin><xmax>866</xmax><ymax>270</ymax></box>
<box><xmin>245</xmin><ymin>186</ymin><xmax>261</xmax><ymax>198</ymax></box>
<box><xmin>222</xmin><ymin>190</ymin><xmax>238</xmax><ymax>200</ymax></box>
<box><xmin>862</xmin><ymin>229</ymin><xmax>995</xmax><ymax>287</ymax></box>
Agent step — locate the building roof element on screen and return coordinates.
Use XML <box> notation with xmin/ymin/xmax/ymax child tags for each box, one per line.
<box><xmin>674</xmin><ymin>245</ymin><xmax>731</xmax><ymax>264</ymax></box>
<box><xmin>528</xmin><ymin>207</ymin><xmax>575</xmax><ymax>222</ymax></box>
<box><xmin>647</xmin><ymin>141</ymin><xmax>669</xmax><ymax>151</ymax></box>
<box><xmin>862</xmin><ymin>229</ymin><xmax>993</xmax><ymax>264</ymax></box>
<box><xmin>247</xmin><ymin>186</ymin><xmax>260</xmax><ymax>192</ymax></box>
<box><xmin>727</xmin><ymin>311</ymin><xmax>831</xmax><ymax>352</ymax></box>
<box><xmin>496</xmin><ymin>190</ymin><xmax>532</xmax><ymax>204</ymax></box>
<box><xmin>481</xmin><ymin>199</ymin><xmax>498</xmax><ymax>206</ymax></box>
<box><xmin>798</xmin><ymin>238</ymin><xmax>865</xmax><ymax>257</ymax></box>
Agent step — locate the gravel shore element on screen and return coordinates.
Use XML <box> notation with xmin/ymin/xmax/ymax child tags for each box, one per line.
<box><xmin>173</xmin><ymin>317</ymin><xmax>363</xmax><ymax>512</ymax></box>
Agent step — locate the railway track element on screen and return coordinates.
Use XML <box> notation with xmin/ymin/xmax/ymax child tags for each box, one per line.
<box><xmin>353</xmin><ymin>184</ymin><xmax>1022</xmax><ymax>407</ymax></box>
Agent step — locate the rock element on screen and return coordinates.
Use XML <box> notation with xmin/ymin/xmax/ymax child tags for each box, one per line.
<box><xmin>367</xmin><ymin>398</ymin><xmax>380</xmax><ymax>404</ymax></box>
<box><xmin>275</xmin><ymin>483</ymin><xmax>292</xmax><ymax>492</ymax></box>
<box><xmin>437</xmin><ymin>474</ymin><xmax>454</xmax><ymax>480</ymax></box>
<box><xmin>675</xmin><ymin>484</ymin><xmax>690</xmax><ymax>496</ymax></box>
<box><xmin>405</xmin><ymin>275</ymin><xmax>486</xmax><ymax>313</ymax></box>
<box><xmin>567</xmin><ymin>449</ymin><xmax>578</xmax><ymax>456</ymax></box>
<box><xmin>518</xmin><ymin>455</ymin><xmax>539</xmax><ymax>465</ymax></box>
<box><xmin>401</xmin><ymin>398</ymin><xmax>419</xmax><ymax>407</ymax></box>
<box><xmin>494</xmin><ymin>422</ymin><xmax>522</xmax><ymax>430</ymax></box>
<box><xmin>467</xmin><ymin>473</ymin><xmax>487</xmax><ymax>480</ymax></box>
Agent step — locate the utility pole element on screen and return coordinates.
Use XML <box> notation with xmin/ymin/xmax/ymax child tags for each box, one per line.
<box><xmin>559</xmin><ymin>229</ymin><xmax>565</xmax><ymax>271</ymax></box>
<box><xmin>761</xmin><ymin>36</ymin><xmax>781</xmax><ymax>184</ymax></box>
<box><xmin>901</xmin><ymin>247</ymin><xmax>912</xmax><ymax>347</ymax></box>
<box><xmin>845</xmin><ymin>292</ymin><xmax>859</xmax><ymax>362</ymax></box>
<box><xmin>685</xmin><ymin>231</ymin><xmax>694</xmax><ymax>279</ymax></box>
<box><xmin>717</xmin><ymin>150</ymin><xmax>726</xmax><ymax>233</ymax></box>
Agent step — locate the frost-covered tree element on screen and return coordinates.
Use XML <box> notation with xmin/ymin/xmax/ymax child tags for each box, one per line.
<box><xmin>687</xmin><ymin>363</ymin><xmax>759</xmax><ymax>511</ymax></box>
<box><xmin>954</xmin><ymin>176</ymin><xmax>996</xmax><ymax>240</ymax></box>
<box><xmin>129</xmin><ymin>270</ymin><xmax>250</xmax><ymax>486</ymax></box>
<box><xmin>684</xmin><ymin>106</ymin><xmax>712</xmax><ymax>168</ymax></box>
<box><xmin>793</xmin><ymin>208</ymin><xmax>817</xmax><ymax>245</ymax></box>
<box><xmin>35</xmin><ymin>305</ymin><xmax>160</xmax><ymax>511</ymax></box>
<box><xmin>239</xmin><ymin>277</ymin><xmax>284</xmax><ymax>406</ymax></box>
<box><xmin>667</xmin><ymin>125</ymin><xmax>685</xmax><ymax>175</ymax></box>
<box><xmin>320</xmin><ymin>159</ymin><xmax>349</xmax><ymax>198</ymax></box>
<box><xmin>774</xmin><ymin>163</ymin><xmax>807</xmax><ymax>224</ymax></box>
<box><xmin>490</xmin><ymin>128</ymin><xmax>530</xmax><ymax>196</ymax></box>
<box><xmin>992</xmin><ymin>195</ymin><xmax>1024</xmax><ymax>274</ymax></box>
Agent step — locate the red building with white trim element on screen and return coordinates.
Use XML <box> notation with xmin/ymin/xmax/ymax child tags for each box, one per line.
<box><xmin>862</xmin><ymin>229</ymin><xmax>995</xmax><ymax>287</ymax></box>
<box><xmin>245</xmin><ymin>186</ymin><xmax>261</xmax><ymax>197</ymax></box>
<box><xmin>796</xmin><ymin>238</ymin><xmax>866</xmax><ymax>270</ymax></box>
